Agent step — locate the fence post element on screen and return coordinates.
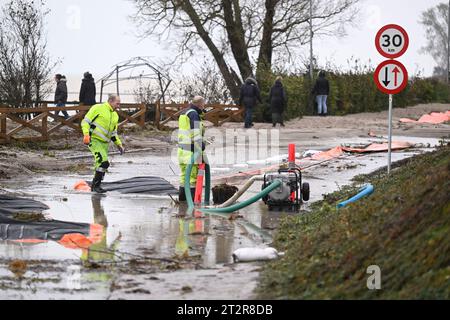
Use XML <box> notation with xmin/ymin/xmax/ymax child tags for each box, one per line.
<box><xmin>42</xmin><ymin>103</ymin><xmax>49</xmax><ymax>141</ymax></box>
<box><xmin>140</xmin><ymin>103</ymin><xmax>146</xmax><ymax>128</ymax></box>
<box><xmin>0</xmin><ymin>113</ymin><xmax>6</xmax><ymax>143</ymax></box>
<box><xmin>155</xmin><ymin>100</ymin><xmax>161</xmax><ymax>130</ymax></box>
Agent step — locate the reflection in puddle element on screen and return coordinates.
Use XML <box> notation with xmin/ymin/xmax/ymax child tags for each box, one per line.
<box><xmin>0</xmin><ymin>143</ymin><xmax>437</xmax><ymax>299</ymax></box>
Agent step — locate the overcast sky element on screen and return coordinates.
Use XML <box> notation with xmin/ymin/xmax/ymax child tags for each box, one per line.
<box><xmin>0</xmin><ymin>0</ymin><xmax>444</xmax><ymax>92</ymax></box>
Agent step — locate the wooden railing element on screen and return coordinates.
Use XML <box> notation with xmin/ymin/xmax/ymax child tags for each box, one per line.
<box><xmin>154</xmin><ymin>101</ymin><xmax>244</xmax><ymax>129</ymax></box>
<box><xmin>0</xmin><ymin>103</ymin><xmax>146</xmax><ymax>144</ymax></box>
<box><xmin>0</xmin><ymin>101</ymin><xmax>244</xmax><ymax>144</ymax></box>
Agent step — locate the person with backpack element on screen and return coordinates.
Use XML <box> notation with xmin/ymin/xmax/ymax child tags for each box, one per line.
<box><xmin>239</xmin><ymin>77</ymin><xmax>262</xmax><ymax>128</ymax></box>
<box><xmin>79</xmin><ymin>72</ymin><xmax>97</xmax><ymax>105</ymax></box>
<box><xmin>312</xmin><ymin>70</ymin><xmax>330</xmax><ymax>116</ymax></box>
<box><xmin>269</xmin><ymin>76</ymin><xmax>287</xmax><ymax>127</ymax></box>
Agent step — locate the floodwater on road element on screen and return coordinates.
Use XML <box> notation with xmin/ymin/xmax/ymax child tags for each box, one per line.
<box><xmin>0</xmin><ymin>134</ymin><xmax>441</xmax><ymax>299</ymax></box>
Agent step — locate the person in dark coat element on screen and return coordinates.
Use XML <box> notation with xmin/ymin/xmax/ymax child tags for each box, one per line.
<box><xmin>269</xmin><ymin>76</ymin><xmax>287</xmax><ymax>127</ymax></box>
<box><xmin>54</xmin><ymin>74</ymin><xmax>69</xmax><ymax>119</ymax></box>
<box><xmin>79</xmin><ymin>72</ymin><xmax>97</xmax><ymax>105</ymax></box>
<box><xmin>239</xmin><ymin>77</ymin><xmax>262</xmax><ymax>128</ymax></box>
<box><xmin>312</xmin><ymin>70</ymin><xmax>330</xmax><ymax>116</ymax></box>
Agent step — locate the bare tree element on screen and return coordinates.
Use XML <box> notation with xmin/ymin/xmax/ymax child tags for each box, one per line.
<box><xmin>133</xmin><ymin>77</ymin><xmax>161</xmax><ymax>104</ymax></box>
<box><xmin>0</xmin><ymin>0</ymin><xmax>55</xmax><ymax>108</ymax></box>
<box><xmin>131</xmin><ymin>0</ymin><xmax>359</xmax><ymax>100</ymax></box>
<box><xmin>420</xmin><ymin>2</ymin><xmax>449</xmax><ymax>79</ymax></box>
<box><xmin>175</xmin><ymin>57</ymin><xmax>231</xmax><ymax>104</ymax></box>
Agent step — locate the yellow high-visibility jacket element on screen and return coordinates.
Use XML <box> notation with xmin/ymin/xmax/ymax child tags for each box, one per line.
<box><xmin>81</xmin><ymin>102</ymin><xmax>122</xmax><ymax>146</ymax></box>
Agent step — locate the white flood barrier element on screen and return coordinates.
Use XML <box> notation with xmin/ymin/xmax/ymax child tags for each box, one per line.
<box><xmin>246</xmin><ymin>153</ymin><xmax>301</xmax><ymax>166</ymax></box>
<box><xmin>232</xmin><ymin>247</ymin><xmax>284</xmax><ymax>263</ymax></box>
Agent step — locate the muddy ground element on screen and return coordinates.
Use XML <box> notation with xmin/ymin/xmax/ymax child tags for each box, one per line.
<box><xmin>0</xmin><ymin>103</ymin><xmax>448</xmax><ymax>300</ymax></box>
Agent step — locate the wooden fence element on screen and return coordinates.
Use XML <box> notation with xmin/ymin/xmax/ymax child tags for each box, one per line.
<box><xmin>0</xmin><ymin>101</ymin><xmax>244</xmax><ymax>144</ymax></box>
<box><xmin>155</xmin><ymin>101</ymin><xmax>244</xmax><ymax>129</ymax></box>
<box><xmin>0</xmin><ymin>102</ymin><xmax>146</xmax><ymax>144</ymax></box>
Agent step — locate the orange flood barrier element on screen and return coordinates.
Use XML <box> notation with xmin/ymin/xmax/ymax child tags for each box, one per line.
<box><xmin>342</xmin><ymin>141</ymin><xmax>413</xmax><ymax>153</ymax></box>
<box><xmin>400</xmin><ymin>111</ymin><xmax>450</xmax><ymax>124</ymax></box>
<box><xmin>310</xmin><ymin>141</ymin><xmax>412</xmax><ymax>161</ymax></box>
<box><xmin>311</xmin><ymin>146</ymin><xmax>345</xmax><ymax>161</ymax></box>
<box><xmin>58</xmin><ymin>224</ymin><xmax>103</xmax><ymax>249</ymax></box>
<box><xmin>74</xmin><ymin>180</ymin><xmax>91</xmax><ymax>192</ymax></box>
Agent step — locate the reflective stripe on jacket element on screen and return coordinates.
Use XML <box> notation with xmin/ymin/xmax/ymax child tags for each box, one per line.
<box><xmin>178</xmin><ymin>107</ymin><xmax>205</xmax><ymax>155</ymax></box>
<box><xmin>81</xmin><ymin>102</ymin><xmax>122</xmax><ymax>145</ymax></box>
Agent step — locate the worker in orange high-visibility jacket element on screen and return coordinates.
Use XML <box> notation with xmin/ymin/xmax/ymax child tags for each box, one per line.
<box><xmin>81</xmin><ymin>94</ymin><xmax>125</xmax><ymax>193</ymax></box>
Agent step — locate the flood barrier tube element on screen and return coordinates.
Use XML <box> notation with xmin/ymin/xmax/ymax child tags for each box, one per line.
<box><xmin>337</xmin><ymin>184</ymin><xmax>374</xmax><ymax>209</ymax></box>
<box><xmin>200</xmin><ymin>179</ymin><xmax>282</xmax><ymax>214</ymax></box>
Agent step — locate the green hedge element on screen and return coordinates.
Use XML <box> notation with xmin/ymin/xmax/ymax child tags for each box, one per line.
<box><xmin>254</xmin><ymin>71</ymin><xmax>450</xmax><ymax>122</ymax></box>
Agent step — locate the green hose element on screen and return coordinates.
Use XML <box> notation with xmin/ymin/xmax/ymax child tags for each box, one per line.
<box><xmin>185</xmin><ymin>152</ymin><xmax>279</xmax><ymax>214</ymax></box>
<box><xmin>204</xmin><ymin>163</ymin><xmax>211</xmax><ymax>205</ymax></box>
<box><xmin>200</xmin><ymin>179</ymin><xmax>282</xmax><ymax>214</ymax></box>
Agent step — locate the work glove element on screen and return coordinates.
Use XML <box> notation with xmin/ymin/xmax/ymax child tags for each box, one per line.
<box><xmin>83</xmin><ymin>135</ymin><xmax>91</xmax><ymax>145</ymax></box>
<box><xmin>117</xmin><ymin>145</ymin><xmax>125</xmax><ymax>155</ymax></box>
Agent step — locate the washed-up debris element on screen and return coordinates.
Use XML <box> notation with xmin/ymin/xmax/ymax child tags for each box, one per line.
<box><xmin>12</xmin><ymin>212</ymin><xmax>47</xmax><ymax>222</ymax></box>
<box><xmin>181</xmin><ymin>286</ymin><xmax>193</xmax><ymax>293</ymax></box>
<box><xmin>302</xmin><ymin>150</ymin><xmax>321</xmax><ymax>158</ymax></box>
<box><xmin>8</xmin><ymin>260</ymin><xmax>28</xmax><ymax>278</ymax></box>
<box><xmin>400</xmin><ymin>111</ymin><xmax>450</xmax><ymax>124</ymax></box>
<box><xmin>232</xmin><ymin>247</ymin><xmax>284</xmax><ymax>263</ymax></box>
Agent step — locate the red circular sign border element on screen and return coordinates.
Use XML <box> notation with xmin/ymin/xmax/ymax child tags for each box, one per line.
<box><xmin>374</xmin><ymin>60</ymin><xmax>408</xmax><ymax>95</ymax></box>
<box><xmin>375</xmin><ymin>24</ymin><xmax>409</xmax><ymax>59</ymax></box>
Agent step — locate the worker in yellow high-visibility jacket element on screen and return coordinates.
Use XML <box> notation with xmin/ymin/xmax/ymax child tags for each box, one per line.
<box><xmin>178</xmin><ymin>96</ymin><xmax>206</xmax><ymax>201</ymax></box>
<box><xmin>81</xmin><ymin>94</ymin><xmax>125</xmax><ymax>193</ymax></box>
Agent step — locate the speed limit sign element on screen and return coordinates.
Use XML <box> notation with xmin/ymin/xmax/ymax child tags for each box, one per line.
<box><xmin>375</xmin><ymin>24</ymin><xmax>409</xmax><ymax>59</ymax></box>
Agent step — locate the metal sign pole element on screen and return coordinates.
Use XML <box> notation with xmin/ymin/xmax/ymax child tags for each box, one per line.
<box><xmin>388</xmin><ymin>94</ymin><xmax>393</xmax><ymax>174</ymax></box>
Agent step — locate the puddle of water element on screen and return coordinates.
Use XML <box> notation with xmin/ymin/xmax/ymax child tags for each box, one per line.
<box><xmin>0</xmin><ymin>135</ymin><xmax>440</xmax><ymax>299</ymax></box>
<box><xmin>0</xmin><ymin>153</ymin><xmax>270</xmax><ymax>299</ymax></box>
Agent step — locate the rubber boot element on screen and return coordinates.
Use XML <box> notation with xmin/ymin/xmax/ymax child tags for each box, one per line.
<box><xmin>92</xmin><ymin>171</ymin><xmax>106</xmax><ymax>194</ymax></box>
<box><xmin>179</xmin><ymin>186</ymin><xmax>187</xmax><ymax>202</ymax></box>
<box><xmin>178</xmin><ymin>186</ymin><xmax>196</xmax><ymax>202</ymax></box>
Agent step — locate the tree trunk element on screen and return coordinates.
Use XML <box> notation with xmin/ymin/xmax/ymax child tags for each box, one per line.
<box><xmin>256</xmin><ymin>0</ymin><xmax>277</xmax><ymax>81</ymax></box>
<box><xmin>222</xmin><ymin>0</ymin><xmax>253</xmax><ymax>81</ymax></box>
<box><xmin>181</xmin><ymin>0</ymin><xmax>241</xmax><ymax>100</ymax></box>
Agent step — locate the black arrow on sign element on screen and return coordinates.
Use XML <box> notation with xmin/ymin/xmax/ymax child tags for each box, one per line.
<box><xmin>382</xmin><ymin>67</ymin><xmax>390</xmax><ymax>86</ymax></box>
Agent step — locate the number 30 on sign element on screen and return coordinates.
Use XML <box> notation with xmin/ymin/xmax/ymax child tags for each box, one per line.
<box><xmin>375</xmin><ymin>24</ymin><xmax>409</xmax><ymax>59</ymax></box>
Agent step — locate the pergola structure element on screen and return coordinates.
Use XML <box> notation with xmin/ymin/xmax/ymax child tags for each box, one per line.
<box><xmin>98</xmin><ymin>57</ymin><xmax>172</xmax><ymax>103</ymax></box>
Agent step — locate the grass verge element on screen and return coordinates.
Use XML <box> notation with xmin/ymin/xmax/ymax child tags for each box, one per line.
<box><xmin>257</xmin><ymin>146</ymin><xmax>450</xmax><ymax>299</ymax></box>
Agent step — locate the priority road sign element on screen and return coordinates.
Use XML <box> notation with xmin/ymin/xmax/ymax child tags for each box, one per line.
<box><xmin>374</xmin><ymin>60</ymin><xmax>408</xmax><ymax>95</ymax></box>
<box><xmin>375</xmin><ymin>24</ymin><xmax>409</xmax><ymax>59</ymax></box>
